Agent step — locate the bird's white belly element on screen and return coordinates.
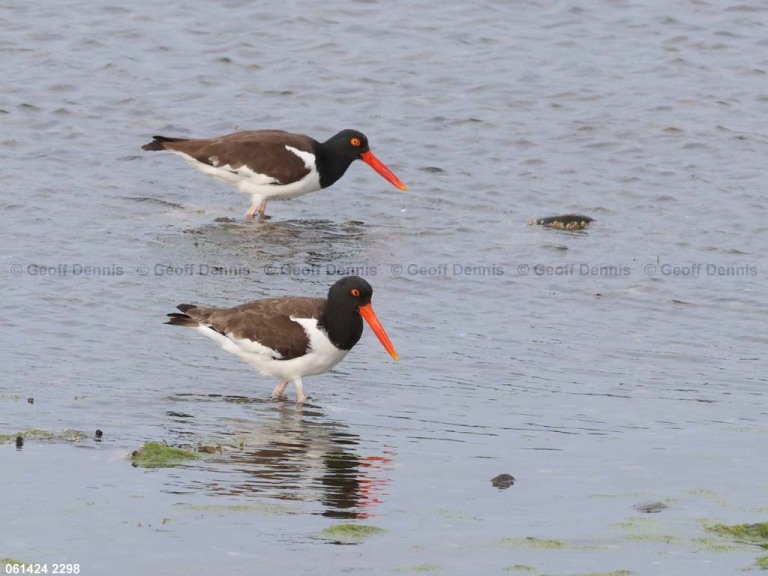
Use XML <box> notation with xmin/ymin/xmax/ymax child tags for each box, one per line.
<box><xmin>239</xmin><ymin>169</ymin><xmax>321</xmax><ymax>202</ymax></box>
<box><xmin>172</xmin><ymin>146</ymin><xmax>322</xmax><ymax>202</ymax></box>
<box><xmin>264</xmin><ymin>346</ymin><xmax>349</xmax><ymax>380</ymax></box>
<box><xmin>195</xmin><ymin>318</ymin><xmax>348</xmax><ymax>381</ymax></box>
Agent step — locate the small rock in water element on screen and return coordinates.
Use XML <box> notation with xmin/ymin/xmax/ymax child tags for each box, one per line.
<box><xmin>94</xmin><ymin>429</ymin><xmax>103</xmax><ymax>442</ymax></box>
<box><xmin>166</xmin><ymin>411</ymin><xmax>194</xmax><ymax>419</ymax></box>
<box><xmin>15</xmin><ymin>435</ymin><xmax>24</xmax><ymax>449</ymax></box>
<box><xmin>531</xmin><ymin>214</ymin><xmax>594</xmax><ymax>230</ymax></box>
<box><xmin>27</xmin><ymin>397</ymin><xmax>34</xmax><ymax>404</ymax></box>
<box><xmin>491</xmin><ymin>473</ymin><xmax>516</xmax><ymax>489</ymax></box>
<box><xmin>633</xmin><ymin>501</ymin><xmax>668</xmax><ymax>514</ymax></box>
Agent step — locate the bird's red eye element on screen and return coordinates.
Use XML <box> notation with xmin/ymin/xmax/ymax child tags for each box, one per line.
<box><xmin>350</xmin><ymin>288</ymin><xmax>361</xmax><ymax>297</ymax></box>
<box><xmin>350</xmin><ymin>137</ymin><xmax>361</xmax><ymax>147</ymax></box>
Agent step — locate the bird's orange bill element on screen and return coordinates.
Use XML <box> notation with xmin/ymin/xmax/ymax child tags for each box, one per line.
<box><xmin>359</xmin><ymin>303</ymin><xmax>399</xmax><ymax>361</ymax></box>
<box><xmin>360</xmin><ymin>151</ymin><xmax>408</xmax><ymax>191</ymax></box>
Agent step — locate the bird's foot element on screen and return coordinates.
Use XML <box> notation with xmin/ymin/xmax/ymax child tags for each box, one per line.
<box><xmin>270</xmin><ymin>380</ymin><xmax>289</xmax><ymax>400</ymax></box>
<box><xmin>245</xmin><ymin>208</ymin><xmax>271</xmax><ymax>221</ymax></box>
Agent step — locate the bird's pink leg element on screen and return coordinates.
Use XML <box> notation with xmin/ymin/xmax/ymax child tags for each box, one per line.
<box><xmin>293</xmin><ymin>379</ymin><xmax>306</xmax><ymax>404</ymax></box>
<box><xmin>270</xmin><ymin>380</ymin><xmax>289</xmax><ymax>400</ymax></box>
<box><xmin>246</xmin><ymin>200</ymin><xmax>268</xmax><ymax>220</ymax></box>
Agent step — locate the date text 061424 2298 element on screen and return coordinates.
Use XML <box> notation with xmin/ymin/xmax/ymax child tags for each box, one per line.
<box><xmin>4</xmin><ymin>564</ymin><xmax>80</xmax><ymax>575</ymax></box>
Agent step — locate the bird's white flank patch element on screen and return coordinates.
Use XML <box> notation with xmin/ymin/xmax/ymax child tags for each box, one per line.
<box><xmin>285</xmin><ymin>146</ymin><xmax>317</xmax><ymax>170</ymax></box>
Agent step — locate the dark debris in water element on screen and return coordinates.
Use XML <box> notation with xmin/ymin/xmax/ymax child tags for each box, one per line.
<box><xmin>197</xmin><ymin>444</ymin><xmax>223</xmax><ymax>454</ymax></box>
<box><xmin>166</xmin><ymin>411</ymin><xmax>195</xmax><ymax>418</ymax></box>
<box><xmin>633</xmin><ymin>501</ymin><xmax>668</xmax><ymax>513</ymax></box>
<box><xmin>125</xmin><ymin>196</ymin><xmax>185</xmax><ymax>209</ymax></box>
<box><xmin>531</xmin><ymin>214</ymin><xmax>594</xmax><ymax>231</ymax></box>
<box><xmin>167</xmin><ymin>393</ymin><xmax>265</xmax><ymax>405</ymax></box>
<box><xmin>491</xmin><ymin>473</ymin><xmax>516</xmax><ymax>489</ymax></box>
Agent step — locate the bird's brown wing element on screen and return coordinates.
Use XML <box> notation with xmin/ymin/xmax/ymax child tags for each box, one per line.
<box><xmin>179</xmin><ymin>297</ymin><xmax>326</xmax><ymax>360</ymax></box>
<box><xmin>160</xmin><ymin>130</ymin><xmax>316</xmax><ymax>184</ymax></box>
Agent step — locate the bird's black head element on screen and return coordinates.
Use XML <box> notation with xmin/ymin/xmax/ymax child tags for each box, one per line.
<box><xmin>319</xmin><ymin>276</ymin><xmax>373</xmax><ymax>351</ymax></box>
<box><xmin>326</xmin><ymin>275</ymin><xmax>373</xmax><ymax>312</ymax></box>
<box><xmin>320</xmin><ymin>276</ymin><xmax>399</xmax><ymax>360</ymax></box>
<box><xmin>325</xmin><ymin>129</ymin><xmax>371</xmax><ymax>159</ymax></box>
<box><xmin>317</xmin><ymin>130</ymin><xmax>371</xmax><ymax>188</ymax></box>
<box><xmin>318</xmin><ymin>129</ymin><xmax>407</xmax><ymax>192</ymax></box>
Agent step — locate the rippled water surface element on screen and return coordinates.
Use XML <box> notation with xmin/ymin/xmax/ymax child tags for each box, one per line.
<box><xmin>2</xmin><ymin>1</ymin><xmax>767</xmax><ymax>574</ymax></box>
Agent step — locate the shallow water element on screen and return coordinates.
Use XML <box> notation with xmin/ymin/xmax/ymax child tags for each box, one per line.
<box><xmin>2</xmin><ymin>0</ymin><xmax>767</xmax><ymax>574</ymax></box>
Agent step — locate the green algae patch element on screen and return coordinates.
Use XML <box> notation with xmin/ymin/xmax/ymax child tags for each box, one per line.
<box><xmin>319</xmin><ymin>523</ymin><xmax>387</xmax><ymax>543</ymax></box>
<box><xmin>131</xmin><ymin>442</ymin><xmax>200</xmax><ymax>468</ymax></box>
<box><xmin>394</xmin><ymin>565</ymin><xmax>441</xmax><ymax>573</ymax></box>
<box><xmin>543</xmin><ymin>572</ymin><xmax>633</xmax><ymax>576</ymax></box>
<box><xmin>685</xmin><ymin>488</ymin><xmax>729</xmax><ymax>506</ymax></box>
<box><xmin>690</xmin><ymin>537</ymin><xmax>741</xmax><ymax>552</ymax></box>
<box><xmin>0</xmin><ymin>429</ymin><xmax>89</xmax><ymax>444</ymax></box>
<box><xmin>174</xmin><ymin>502</ymin><xmax>296</xmax><ymax>515</ymax></box>
<box><xmin>708</xmin><ymin>522</ymin><xmax>768</xmax><ymax>545</ymax></box>
<box><xmin>611</xmin><ymin>517</ymin><xmax>686</xmax><ymax>547</ymax></box>
<box><xmin>502</xmin><ymin>566</ymin><xmax>538</xmax><ymax>573</ymax></box>
<box><xmin>706</xmin><ymin>523</ymin><xmax>768</xmax><ymax>571</ymax></box>
<box><xmin>610</xmin><ymin>516</ymin><xmax>659</xmax><ymax>531</ymax></box>
<box><xmin>498</xmin><ymin>537</ymin><xmax>566</xmax><ymax>549</ymax></box>
<box><xmin>435</xmin><ymin>507</ymin><xmax>481</xmax><ymax>522</ymax></box>
<box><xmin>0</xmin><ymin>559</ymin><xmax>26</xmax><ymax>566</ymax></box>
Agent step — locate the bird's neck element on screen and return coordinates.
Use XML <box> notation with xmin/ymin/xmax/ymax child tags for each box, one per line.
<box><xmin>316</xmin><ymin>147</ymin><xmax>352</xmax><ymax>189</ymax></box>
<box><xmin>318</xmin><ymin>303</ymin><xmax>363</xmax><ymax>351</ymax></box>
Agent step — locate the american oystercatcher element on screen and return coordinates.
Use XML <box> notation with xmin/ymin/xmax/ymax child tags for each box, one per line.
<box><xmin>165</xmin><ymin>276</ymin><xmax>398</xmax><ymax>403</ymax></box>
<box><xmin>142</xmin><ymin>129</ymin><xmax>407</xmax><ymax>219</ymax></box>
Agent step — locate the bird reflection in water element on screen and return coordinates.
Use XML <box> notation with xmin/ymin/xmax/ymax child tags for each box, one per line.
<box><xmin>175</xmin><ymin>397</ymin><xmax>393</xmax><ymax>520</ymax></box>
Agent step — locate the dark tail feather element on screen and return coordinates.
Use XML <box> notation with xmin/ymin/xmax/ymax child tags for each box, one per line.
<box><xmin>165</xmin><ymin>313</ymin><xmax>198</xmax><ymax>327</ymax></box>
<box><xmin>142</xmin><ymin>135</ymin><xmax>187</xmax><ymax>151</ymax></box>
<box><xmin>165</xmin><ymin>305</ymin><xmax>199</xmax><ymax>327</ymax></box>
